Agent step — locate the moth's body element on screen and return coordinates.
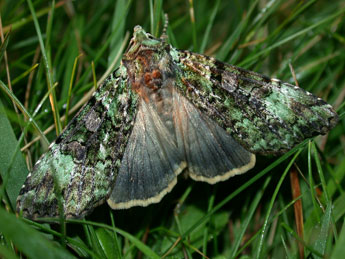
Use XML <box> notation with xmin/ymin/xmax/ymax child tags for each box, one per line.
<box><xmin>17</xmin><ymin>26</ymin><xmax>338</xmax><ymax>219</ymax></box>
<box><xmin>124</xmin><ymin>46</ymin><xmax>175</xmax><ymax>133</ymax></box>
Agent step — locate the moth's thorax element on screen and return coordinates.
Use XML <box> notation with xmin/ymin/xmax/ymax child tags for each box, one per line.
<box><xmin>123</xmin><ymin>45</ymin><xmax>174</xmax><ymax>129</ymax></box>
<box><xmin>123</xmin><ymin>47</ymin><xmax>173</xmax><ymax>105</ymax></box>
<box><xmin>122</xmin><ymin>26</ymin><xmax>175</xmax><ymax>104</ymax></box>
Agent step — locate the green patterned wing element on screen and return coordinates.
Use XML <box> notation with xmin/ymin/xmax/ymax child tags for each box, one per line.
<box><xmin>16</xmin><ymin>66</ymin><xmax>138</xmax><ymax>219</ymax></box>
<box><xmin>171</xmin><ymin>50</ymin><xmax>338</xmax><ymax>155</ymax></box>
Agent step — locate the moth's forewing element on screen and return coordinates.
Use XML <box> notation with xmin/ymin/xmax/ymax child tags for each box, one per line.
<box><xmin>172</xmin><ymin>51</ymin><xmax>338</xmax><ymax>155</ymax></box>
<box><xmin>17</xmin><ymin>69</ymin><xmax>138</xmax><ymax>218</ymax></box>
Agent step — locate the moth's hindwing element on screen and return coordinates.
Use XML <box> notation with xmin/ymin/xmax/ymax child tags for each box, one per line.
<box><xmin>171</xmin><ymin>87</ymin><xmax>255</xmax><ymax>183</ymax></box>
<box><xmin>108</xmin><ymin>98</ymin><xmax>186</xmax><ymax>209</ymax></box>
<box><xmin>17</xmin><ymin>68</ymin><xmax>138</xmax><ymax>218</ymax></box>
<box><xmin>107</xmin><ymin>77</ymin><xmax>255</xmax><ymax>209</ymax></box>
<box><xmin>172</xmin><ymin>50</ymin><xmax>338</xmax><ymax>154</ymax></box>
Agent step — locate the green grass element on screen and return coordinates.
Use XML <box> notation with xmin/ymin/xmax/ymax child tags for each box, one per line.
<box><xmin>1</xmin><ymin>0</ymin><xmax>345</xmax><ymax>258</ymax></box>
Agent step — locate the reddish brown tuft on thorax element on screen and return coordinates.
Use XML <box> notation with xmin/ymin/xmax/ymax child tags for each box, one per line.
<box><xmin>152</xmin><ymin>69</ymin><xmax>162</xmax><ymax>79</ymax></box>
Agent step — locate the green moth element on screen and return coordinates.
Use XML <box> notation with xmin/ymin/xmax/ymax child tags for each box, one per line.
<box><xmin>17</xmin><ymin>26</ymin><xmax>338</xmax><ymax>219</ymax></box>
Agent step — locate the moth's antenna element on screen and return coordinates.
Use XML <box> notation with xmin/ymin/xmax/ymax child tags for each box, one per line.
<box><xmin>160</xmin><ymin>13</ymin><xmax>169</xmax><ymax>40</ymax></box>
<box><xmin>288</xmin><ymin>62</ymin><xmax>300</xmax><ymax>87</ymax></box>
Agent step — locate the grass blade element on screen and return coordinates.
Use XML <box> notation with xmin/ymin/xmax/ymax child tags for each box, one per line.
<box><xmin>0</xmin><ymin>207</ymin><xmax>75</xmax><ymax>259</ymax></box>
<box><xmin>26</xmin><ymin>0</ymin><xmax>62</xmax><ymax>134</ymax></box>
<box><xmin>0</xmin><ymin>99</ymin><xmax>28</xmax><ymax>209</ymax></box>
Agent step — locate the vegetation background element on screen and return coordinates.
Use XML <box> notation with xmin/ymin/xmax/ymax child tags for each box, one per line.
<box><xmin>0</xmin><ymin>0</ymin><xmax>344</xmax><ymax>258</ymax></box>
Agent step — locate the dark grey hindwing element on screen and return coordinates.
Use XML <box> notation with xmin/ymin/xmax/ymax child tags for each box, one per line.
<box><xmin>173</xmin><ymin>50</ymin><xmax>338</xmax><ymax>155</ymax></box>
<box><xmin>108</xmin><ymin>80</ymin><xmax>255</xmax><ymax>209</ymax></box>
<box><xmin>107</xmin><ymin>99</ymin><xmax>186</xmax><ymax>209</ymax></box>
<box><xmin>171</xmin><ymin>88</ymin><xmax>255</xmax><ymax>183</ymax></box>
<box><xmin>16</xmin><ymin>72</ymin><xmax>138</xmax><ymax>218</ymax></box>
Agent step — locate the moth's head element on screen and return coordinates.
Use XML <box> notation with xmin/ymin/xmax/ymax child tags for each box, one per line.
<box><xmin>123</xmin><ymin>26</ymin><xmax>165</xmax><ymax>60</ymax></box>
<box><xmin>122</xmin><ymin>26</ymin><xmax>172</xmax><ymax>95</ymax></box>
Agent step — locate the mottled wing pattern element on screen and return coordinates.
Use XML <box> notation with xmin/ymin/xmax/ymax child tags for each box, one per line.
<box><xmin>108</xmin><ymin>77</ymin><xmax>255</xmax><ymax>209</ymax></box>
<box><xmin>17</xmin><ymin>26</ymin><xmax>339</xmax><ymax>217</ymax></box>
<box><xmin>172</xmin><ymin>50</ymin><xmax>338</xmax><ymax>154</ymax></box>
<box><xmin>171</xmin><ymin>87</ymin><xmax>255</xmax><ymax>183</ymax></box>
<box><xmin>108</xmin><ymin>97</ymin><xmax>186</xmax><ymax>209</ymax></box>
<box><xmin>17</xmin><ymin>67</ymin><xmax>138</xmax><ymax>218</ymax></box>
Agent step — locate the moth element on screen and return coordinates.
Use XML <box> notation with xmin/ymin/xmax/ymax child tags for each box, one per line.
<box><xmin>17</xmin><ymin>26</ymin><xmax>338</xmax><ymax>219</ymax></box>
